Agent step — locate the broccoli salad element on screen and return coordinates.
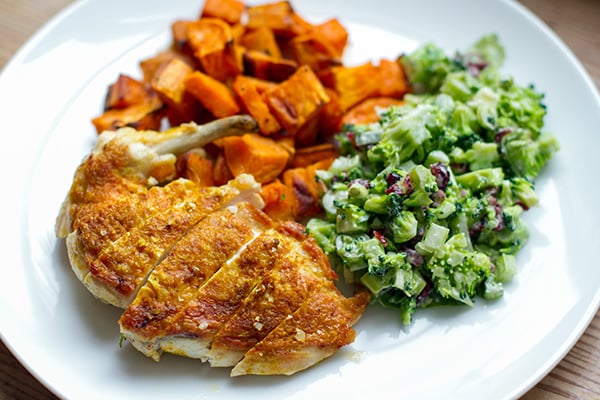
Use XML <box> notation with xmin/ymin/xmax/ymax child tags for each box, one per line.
<box><xmin>307</xmin><ymin>35</ymin><xmax>559</xmax><ymax>325</ymax></box>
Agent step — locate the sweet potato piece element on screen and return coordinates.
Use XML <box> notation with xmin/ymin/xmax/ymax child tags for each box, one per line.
<box><xmin>319</xmin><ymin>88</ymin><xmax>344</xmax><ymax>136</ymax></box>
<box><xmin>260</xmin><ymin>179</ymin><xmax>296</xmax><ymax>221</ymax></box>
<box><xmin>274</xmin><ymin>135</ymin><xmax>295</xmax><ymax>158</ymax></box>
<box><xmin>239</xmin><ymin>76</ymin><xmax>279</xmax><ymax>94</ymax></box>
<box><xmin>104</xmin><ymin>74</ymin><xmax>161</xmax><ymax>110</ymax></box>
<box><xmin>176</xmin><ymin>150</ymin><xmax>215</xmax><ymax>187</ymax></box>
<box><xmin>213</xmin><ymin>151</ymin><xmax>234</xmax><ymax>185</ymax></box>
<box><xmin>265</xmin><ymin>65</ymin><xmax>330</xmax><ymax>136</ymax></box>
<box><xmin>311</xmin><ymin>18</ymin><xmax>348</xmax><ymax>58</ymax></box>
<box><xmin>200</xmin><ymin>0</ymin><xmax>245</xmax><ymax>25</ymax></box>
<box><xmin>185</xmin><ymin>71</ymin><xmax>241</xmax><ymax>118</ymax></box>
<box><xmin>246</xmin><ymin>1</ymin><xmax>308</xmax><ymax>37</ymax></box>
<box><xmin>326</xmin><ymin>62</ymin><xmax>381</xmax><ymax>111</ymax></box>
<box><xmin>342</xmin><ymin>97</ymin><xmax>404</xmax><ymax>126</ymax></box>
<box><xmin>172</xmin><ymin>20</ymin><xmax>190</xmax><ymax>52</ymax></box>
<box><xmin>91</xmin><ymin>102</ymin><xmax>164</xmax><ymax>133</ymax></box>
<box><xmin>151</xmin><ymin>57</ymin><xmax>202</xmax><ymax>123</ymax></box>
<box><xmin>242</xmin><ymin>50</ymin><xmax>298</xmax><ymax>82</ymax></box>
<box><xmin>151</xmin><ymin>57</ymin><xmax>193</xmax><ymax>106</ymax></box>
<box><xmin>186</xmin><ymin>18</ymin><xmax>240</xmax><ymax>81</ymax></box>
<box><xmin>223</xmin><ymin>133</ymin><xmax>290</xmax><ymax>183</ymax></box>
<box><xmin>232</xmin><ymin>75</ymin><xmax>281</xmax><ymax>135</ymax></box>
<box><xmin>378</xmin><ymin>58</ymin><xmax>409</xmax><ymax>98</ymax></box>
<box><xmin>140</xmin><ymin>51</ymin><xmax>182</xmax><ymax>83</ymax></box>
<box><xmin>291</xmin><ymin>143</ymin><xmax>338</xmax><ymax>168</ymax></box>
<box><xmin>282</xmin><ymin>163</ymin><xmax>325</xmax><ymax>220</ymax></box>
<box><xmin>293</xmin><ymin>112</ymin><xmax>321</xmax><ymax>147</ymax></box>
<box><xmin>241</xmin><ymin>27</ymin><xmax>282</xmax><ymax>58</ymax></box>
<box><xmin>289</xmin><ymin>34</ymin><xmax>342</xmax><ymax>72</ymax></box>
<box><xmin>231</xmin><ymin>23</ymin><xmax>246</xmax><ymax>45</ymax></box>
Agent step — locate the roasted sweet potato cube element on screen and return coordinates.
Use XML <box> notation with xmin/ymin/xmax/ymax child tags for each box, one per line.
<box><xmin>176</xmin><ymin>150</ymin><xmax>215</xmax><ymax>187</ymax></box>
<box><xmin>260</xmin><ymin>179</ymin><xmax>296</xmax><ymax>221</ymax></box>
<box><xmin>171</xmin><ymin>20</ymin><xmax>190</xmax><ymax>52</ymax></box>
<box><xmin>265</xmin><ymin>65</ymin><xmax>330</xmax><ymax>135</ymax></box>
<box><xmin>91</xmin><ymin>102</ymin><xmax>164</xmax><ymax>133</ymax></box>
<box><xmin>232</xmin><ymin>75</ymin><xmax>281</xmax><ymax>135</ymax></box>
<box><xmin>151</xmin><ymin>57</ymin><xmax>194</xmax><ymax>105</ymax></box>
<box><xmin>282</xmin><ymin>162</ymin><xmax>328</xmax><ymax>219</ymax></box>
<box><xmin>186</xmin><ymin>18</ymin><xmax>241</xmax><ymax>81</ymax></box>
<box><xmin>241</xmin><ymin>27</ymin><xmax>282</xmax><ymax>58</ymax></box>
<box><xmin>378</xmin><ymin>58</ymin><xmax>409</xmax><ymax>98</ymax></box>
<box><xmin>289</xmin><ymin>34</ymin><xmax>342</xmax><ymax>72</ymax></box>
<box><xmin>319</xmin><ymin>88</ymin><xmax>344</xmax><ymax>136</ymax></box>
<box><xmin>104</xmin><ymin>74</ymin><xmax>160</xmax><ymax>110</ymax></box>
<box><xmin>200</xmin><ymin>0</ymin><xmax>245</xmax><ymax>25</ymax></box>
<box><xmin>238</xmin><ymin>76</ymin><xmax>279</xmax><ymax>94</ymax></box>
<box><xmin>342</xmin><ymin>97</ymin><xmax>404</xmax><ymax>126</ymax></box>
<box><xmin>311</xmin><ymin>18</ymin><xmax>348</xmax><ymax>58</ymax></box>
<box><xmin>293</xmin><ymin>112</ymin><xmax>320</xmax><ymax>147</ymax></box>
<box><xmin>151</xmin><ymin>57</ymin><xmax>204</xmax><ymax>124</ymax></box>
<box><xmin>327</xmin><ymin>62</ymin><xmax>381</xmax><ymax>111</ymax></box>
<box><xmin>246</xmin><ymin>1</ymin><xmax>308</xmax><ymax>37</ymax></box>
<box><xmin>291</xmin><ymin>143</ymin><xmax>338</xmax><ymax>168</ymax></box>
<box><xmin>231</xmin><ymin>23</ymin><xmax>246</xmax><ymax>45</ymax></box>
<box><xmin>222</xmin><ymin>133</ymin><xmax>290</xmax><ymax>183</ymax></box>
<box><xmin>212</xmin><ymin>151</ymin><xmax>234</xmax><ymax>185</ymax></box>
<box><xmin>242</xmin><ymin>51</ymin><xmax>298</xmax><ymax>82</ymax></box>
<box><xmin>140</xmin><ymin>51</ymin><xmax>190</xmax><ymax>83</ymax></box>
<box><xmin>185</xmin><ymin>71</ymin><xmax>241</xmax><ymax>118</ymax></box>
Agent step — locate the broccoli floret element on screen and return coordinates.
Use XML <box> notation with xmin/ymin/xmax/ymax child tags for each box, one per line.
<box><xmin>455</xmin><ymin>168</ymin><xmax>504</xmax><ymax>192</ymax></box>
<box><xmin>367</xmin><ymin>104</ymin><xmax>441</xmax><ymax>165</ymax></box>
<box><xmin>335</xmin><ymin>234</ymin><xmax>369</xmax><ymax>271</ymax></box>
<box><xmin>400</xmin><ymin>43</ymin><xmax>453</xmax><ymax>93</ymax></box>
<box><xmin>467</xmin><ymin>34</ymin><xmax>505</xmax><ymax>69</ymax></box>
<box><xmin>334</xmin><ymin>201</ymin><xmax>370</xmax><ymax>234</ymax></box>
<box><xmin>500</xmin><ymin>129</ymin><xmax>559</xmax><ymax>180</ymax></box>
<box><xmin>390</xmin><ymin>210</ymin><xmax>418</xmax><ymax>244</ymax></box>
<box><xmin>306</xmin><ymin>219</ymin><xmax>337</xmax><ymax>254</ymax></box>
<box><xmin>425</xmin><ymin>233</ymin><xmax>493</xmax><ymax>306</ymax></box>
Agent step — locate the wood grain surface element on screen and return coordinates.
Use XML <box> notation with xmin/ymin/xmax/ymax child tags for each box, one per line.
<box><xmin>0</xmin><ymin>0</ymin><xmax>598</xmax><ymax>399</ymax></box>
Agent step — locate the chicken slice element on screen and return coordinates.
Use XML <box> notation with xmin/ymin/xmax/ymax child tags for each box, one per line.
<box><xmin>158</xmin><ymin>228</ymin><xmax>292</xmax><ymax>360</ymax></box>
<box><xmin>66</xmin><ymin>178</ymin><xmax>197</xmax><ymax>282</ymax></box>
<box><xmin>56</xmin><ymin>115</ymin><xmax>258</xmax><ymax>238</ymax></box>
<box><xmin>230</xmin><ymin>286</ymin><xmax>371</xmax><ymax>376</ymax></box>
<box><xmin>119</xmin><ymin>202</ymin><xmax>274</xmax><ymax>360</ymax></box>
<box><xmin>205</xmin><ymin>222</ymin><xmax>338</xmax><ymax>367</ymax></box>
<box><xmin>83</xmin><ymin>174</ymin><xmax>264</xmax><ymax>308</ymax></box>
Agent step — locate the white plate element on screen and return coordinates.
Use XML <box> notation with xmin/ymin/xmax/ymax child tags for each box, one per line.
<box><xmin>1</xmin><ymin>0</ymin><xmax>599</xmax><ymax>399</ymax></box>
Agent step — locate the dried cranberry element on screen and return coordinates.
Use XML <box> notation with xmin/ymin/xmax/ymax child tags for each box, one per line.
<box><xmin>430</xmin><ymin>162</ymin><xmax>450</xmax><ymax>190</ymax></box>
<box><xmin>386</xmin><ymin>174</ymin><xmax>413</xmax><ymax>195</ymax></box>
<box><xmin>405</xmin><ymin>248</ymin><xmax>424</xmax><ymax>267</ymax></box>
<box><xmin>373</xmin><ymin>230</ymin><xmax>388</xmax><ymax>247</ymax></box>
<box><xmin>431</xmin><ymin>190</ymin><xmax>446</xmax><ymax>207</ymax></box>
<box><xmin>495</xmin><ymin>128</ymin><xmax>512</xmax><ymax>143</ymax></box>
<box><xmin>385</xmin><ymin>172</ymin><xmax>402</xmax><ymax>186</ymax></box>
<box><xmin>416</xmin><ymin>280</ymin><xmax>433</xmax><ymax>305</ymax></box>
<box><xmin>349</xmin><ymin>179</ymin><xmax>371</xmax><ymax>189</ymax></box>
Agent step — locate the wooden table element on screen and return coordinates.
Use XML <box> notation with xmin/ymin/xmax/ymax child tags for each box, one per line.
<box><xmin>0</xmin><ymin>0</ymin><xmax>598</xmax><ymax>398</ymax></box>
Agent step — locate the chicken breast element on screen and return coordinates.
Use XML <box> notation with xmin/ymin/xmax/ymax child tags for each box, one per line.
<box><xmin>57</xmin><ymin>116</ymin><xmax>371</xmax><ymax>376</ymax></box>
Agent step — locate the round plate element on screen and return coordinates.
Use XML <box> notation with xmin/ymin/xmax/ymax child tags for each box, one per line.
<box><xmin>1</xmin><ymin>0</ymin><xmax>599</xmax><ymax>399</ymax></box>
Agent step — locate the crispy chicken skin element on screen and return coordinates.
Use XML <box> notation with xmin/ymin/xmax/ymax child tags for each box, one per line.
<box><xmin>119</xmin><ymin>202</ymin><xmax>274</xmax><ymax>360</ymax></box>
<box><xmin>57</xmin><ymin>116</ymin><xmax>371</xmax><ymax>376</ymax></box>
<box><xmin>58</xmin><ymin>116</ymin><xmax>262</xmax><ymax>307</ymax></box>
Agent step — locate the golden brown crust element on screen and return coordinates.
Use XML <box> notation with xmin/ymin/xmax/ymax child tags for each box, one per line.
<box><xmin>230</xmin><ymin>287</ymin><xmax>371</xmax><ymax>376</ymax></box>
<box><xmin>119</xmin><ymin>203</ymin><xmax>274</xmax><ymax>359</ymax></box>
<box><xmin>206</xmin><ymin>234</ymin><xmax>330</xmax><ymax>367</ymax></box>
